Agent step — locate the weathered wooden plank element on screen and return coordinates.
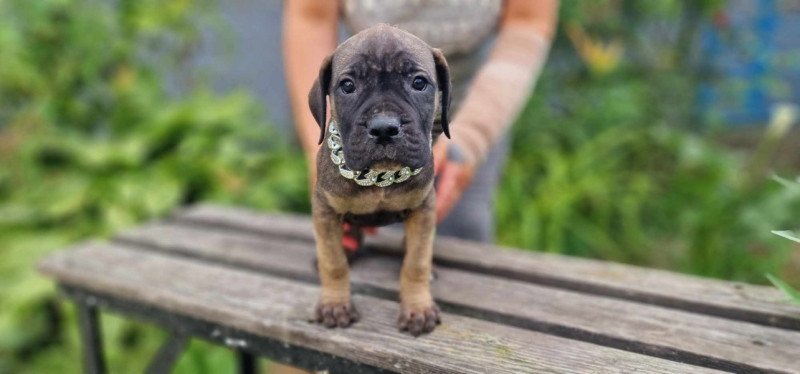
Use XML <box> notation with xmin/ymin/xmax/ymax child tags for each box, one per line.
<box><xmin>173</xmin><ymin>204</ymin><xmax>800</xmax><ymax>331</ymax></box>
<box><xmin>116</xmin><ymin>222</ymin><xmax>800</xmax><ymax>373</ymax></box>
<box><xmin>62</xmin><ymin>286</ymin><xmax>390</xmax><ymax>374</ymax></box>
<box><xmin>37</xmin><ymin>243</ymin><xmax>721</xmax><ymax>374</ymax></box>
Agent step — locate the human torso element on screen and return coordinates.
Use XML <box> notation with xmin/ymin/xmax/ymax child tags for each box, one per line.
<box><xmin>341</xmin><ymin>0</ymin><xmax>504</xmax><ymax>109</ymax></box>
<box><xmin>341</xmin><ymin>0</ymin><xmax>503</xmax><ymax>56</ymax></box>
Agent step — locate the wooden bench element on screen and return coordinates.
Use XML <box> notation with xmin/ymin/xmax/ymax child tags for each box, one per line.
<box><xmin>38</xmin><ymin>204</ymin><xmax>800</xmax><ymax>373</ymax></box>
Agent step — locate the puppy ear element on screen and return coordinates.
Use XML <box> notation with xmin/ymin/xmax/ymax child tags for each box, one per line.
<box><xmin>432</xmin><ymin>48</ymin><xmax>452</xmax><ymax>138</ymax></box>
<box><xmin>308</xmin><ymin>54</ymin><xmax>334</xmax><ymax>144</ymax></box>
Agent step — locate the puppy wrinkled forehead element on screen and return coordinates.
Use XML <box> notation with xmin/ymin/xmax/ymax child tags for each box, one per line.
<box><xmin>332</xmin><ymin>24</ymin><xmax>436</xmax><ymax>78</ymax></box>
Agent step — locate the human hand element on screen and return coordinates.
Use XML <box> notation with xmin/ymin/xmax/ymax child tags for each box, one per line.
<box><xmin>433</xmin><ymin>140</ymin><xmax>476</xmax><ymax>223</ymax></box>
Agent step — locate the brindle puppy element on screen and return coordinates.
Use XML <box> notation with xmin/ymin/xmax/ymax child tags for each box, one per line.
<box><xmin>308</xmin><ymin>24</ymin><xmax>451</xmax><ymax>336</ymax></box>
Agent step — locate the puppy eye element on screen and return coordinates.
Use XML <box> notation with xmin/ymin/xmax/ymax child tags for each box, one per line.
<box><xmin>339</xmin><ymin>79</ymin><xmax>356</xmax><ymax>94</ymax></box>
<box><xmin>411</xmin><ymin>76</ymin><xmax>428</xmax><ymax>91</ymax></box>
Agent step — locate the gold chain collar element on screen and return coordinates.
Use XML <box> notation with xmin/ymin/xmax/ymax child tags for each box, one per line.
<box><xmin>327</xmin><ymin>121</ymin><xmax>423</xmax><ymax>187</ymax></box>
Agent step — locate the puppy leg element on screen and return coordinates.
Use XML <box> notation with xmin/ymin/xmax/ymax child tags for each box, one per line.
<box><xmin>398</xmin><ymin>191</ymin><xmax>441</xmax><ymax>336</ymax></box>
<box><xmin>312</xmin><ymin>194</ymin><xmax>358</xmax><ymax>328</ymax></box>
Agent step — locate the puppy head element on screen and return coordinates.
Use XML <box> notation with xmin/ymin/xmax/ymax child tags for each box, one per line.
<box><xmin>308</xmin><ymin>24</ymin><xmax>451</xmax><ymax>171</ymax></box>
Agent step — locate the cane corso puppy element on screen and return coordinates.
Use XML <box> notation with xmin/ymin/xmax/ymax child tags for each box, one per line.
<box><xmin>308</xmin><ymin>24</ymin><xmax>451</xmax><ymax>336</ymax></box>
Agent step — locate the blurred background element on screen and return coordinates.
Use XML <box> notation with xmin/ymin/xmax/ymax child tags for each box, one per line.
<box><xmin>1</xmin><ymin>0</ymin><xmax>799</xmax><ymax>372</ymax></box>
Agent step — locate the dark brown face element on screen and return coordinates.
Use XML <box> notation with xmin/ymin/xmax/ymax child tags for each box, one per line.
<box><xmin>333</xmin><ymin>49</ymin><xmax>436</xmax><ymax>170</ymax></box>
<box><xmin>308</xmin><ymin>25</ymin><xmax>451</xmax><ymax>173</ymax></box>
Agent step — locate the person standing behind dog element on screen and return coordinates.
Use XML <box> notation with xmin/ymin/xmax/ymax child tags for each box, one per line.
<box><xmin>284</xmin><ymin>0</ymin><xmax>558</xmax><ymax>243</ymax></box>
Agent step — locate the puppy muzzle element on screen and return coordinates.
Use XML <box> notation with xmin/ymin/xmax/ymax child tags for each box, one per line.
<box><xmin>327</xmin><ymin>120</ymin><xmax>423</xmax><ymax>187</ymax></box>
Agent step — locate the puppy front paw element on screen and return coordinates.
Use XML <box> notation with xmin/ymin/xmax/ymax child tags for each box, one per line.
<box><xmin>315</xmin><ymin>301</ymin><xmax>359</xmax><ymax>328</ymax></box>
<box><xmin>398</xmin><ymin>302</ymin><xmax>441</xmax><ymax>336</ymax></box>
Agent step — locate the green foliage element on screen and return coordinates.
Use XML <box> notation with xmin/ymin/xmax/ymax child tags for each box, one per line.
<box><xmin>767</xmin><ymin>178</ymin><xmax>800</xmax><ymax>305</ymax></box>
<box><xmin>767</xmin><ymin>274</ymin><xmax>800</xmax><ymax>305</ymax></box>
<box><xmin>496</xmin><ymin>0</ymin><xmax>800</xmax><ymax>282</ymax></box>
<box><xmin>772</xmin><ymin>229</ymin><xmax>800</xmax><ymax>244</ymax></box>
<box><xmin>499</xmin><ymin>74</ymin><xmax>800</xmax><ymax>280</ymax></box>
<box><xmin>0</xmin><ymin>0</ymin><xmax>305</xmax><ymax>372</ymax></box>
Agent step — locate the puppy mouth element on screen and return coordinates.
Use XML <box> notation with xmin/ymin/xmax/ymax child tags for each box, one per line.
<box><xmin>328</xmin><ymin>121</ymin><xmax>419</xmax><ymax>172</ymax></box>
<box><xmin>364</xmin><ymin>159</ymin><xmax>404</xmax><ymax>171</ymax></box>
<box><xmin>342</xmin><ymin>144</ymin><xmax>429</xmax><ymax>171</ymax></box>
<box><xmin>343</xmin><ymin>151</ymin><xmax>406</xmax><ymax>171</ymax></box>
<box><xmin>345</xmin><ymin>139</ymin><xmax>407</xmax><ymax>171</ymax></box>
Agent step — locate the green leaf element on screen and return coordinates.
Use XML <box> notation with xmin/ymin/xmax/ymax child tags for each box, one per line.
<box><xmin>766</xmin><ymin>274</ymin><xmax>800</xmax><ymax>305</ymax></box>
<box><xmin>771</xmin><ymin>230</ymin><xmax>800</xmax><ymax>244</ymax></box>
<box><xmin>771</xmin><ymin>175</ymin><xmax>800</xmax><ymax>190</ymax></box>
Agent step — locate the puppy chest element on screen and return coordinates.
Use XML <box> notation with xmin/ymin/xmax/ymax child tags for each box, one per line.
<box><xmin>323</xmin><ymin>186</ymin><xmax>430</xmax><ymax>218</ymax></box>
<box><xmin>343</xmin><ymin>210</ymin><xmax>410</xmax><ymax>227</ymax></box>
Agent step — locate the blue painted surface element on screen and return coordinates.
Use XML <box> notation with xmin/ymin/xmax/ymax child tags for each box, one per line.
<box><xmin>699</xmin><ymin>0</ymin><xmax>800</xmax><ymax>126</ymax></box>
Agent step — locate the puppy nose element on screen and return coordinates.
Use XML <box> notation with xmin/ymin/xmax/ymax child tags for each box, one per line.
<box><xmin>367</xmin><ymin>115</ymin><xmax>401</xmax><ymax>141</ymax></box>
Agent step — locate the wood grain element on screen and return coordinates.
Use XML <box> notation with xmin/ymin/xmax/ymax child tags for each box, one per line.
<box><xmin>116</xmin><ymin>222</ymin><xmax>800</xmax><ymax>373</ymax></box>
<box><xmin>172</xmin><ymin>204</ymin><xmax>800</xmax><ymax>331</ymax></box>
<box><xmin>38</xmin><ymin>243</ymin><xmax>722</xmax><ymax>374</ymax></box>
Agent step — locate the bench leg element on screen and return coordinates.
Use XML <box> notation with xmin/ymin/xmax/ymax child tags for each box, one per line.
<box><xmin>237</xmin><ymin>350</ymin><xmax>257</xmax><ymax>374</ymax></box>
<box><xmin>145</xmin><ymin>333</ymin><xmax>189</xmax><ymax>374</ymax></box>
<box><xmin>76</xmin><ymin>302</ymin><xmax>106</xmax><ymax>374</ymax></box>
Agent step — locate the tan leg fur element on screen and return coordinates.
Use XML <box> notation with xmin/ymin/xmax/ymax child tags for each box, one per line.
<box><xmin>398</xmin><ymin>190</ymin><xmax>441</xmax><ymax>335</ymax></box>
<box><xmin>312</xmin><ymin>192</ymin><xmax>359</xmax><ymax>327</ymax></box>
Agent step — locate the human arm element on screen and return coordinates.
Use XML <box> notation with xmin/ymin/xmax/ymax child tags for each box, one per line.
<box><xmin>435</xmin><ymin>0</ymin><xmax>559</xmax><ymax>221</ymax></box>
<box><xmin>282</xmin><ymin>0</ymin><xmax>339</xmax><ymax>182</ymax></box>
